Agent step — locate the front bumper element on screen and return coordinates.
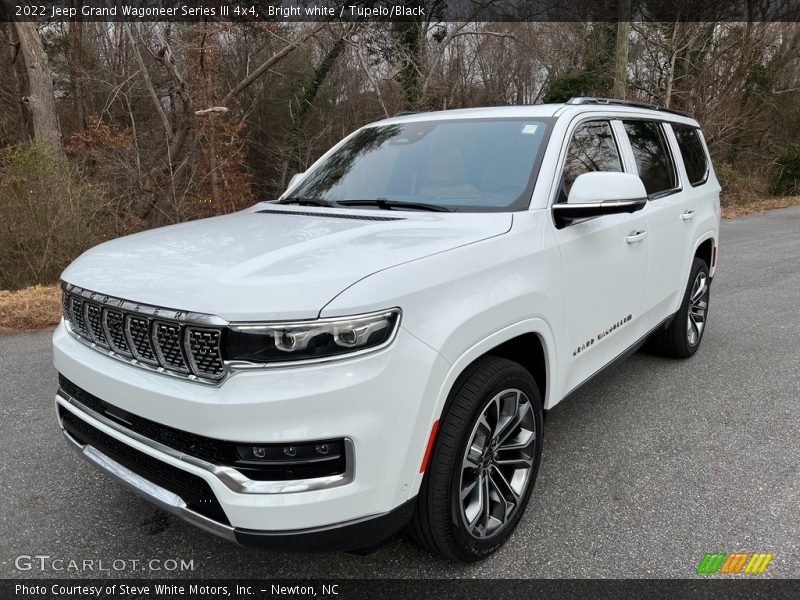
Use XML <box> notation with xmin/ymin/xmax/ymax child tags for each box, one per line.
<box><xmin>60</xmin><ymin>415</ymin><xmax>414</xmax><ymax>551</ymax></box>
<box><xmin>52</xmin><ymin>321</ymin><xmax>449</xmax><ymax>545</ymax></box>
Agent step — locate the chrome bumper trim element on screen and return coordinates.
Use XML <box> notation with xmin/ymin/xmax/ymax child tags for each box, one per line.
<box><xmin>62</xmin><ymin>428</ymin><xmax>236</xmax><ymax>542</ymax></box>
<box><xmin>56</xmin><ymin>390</ymin><xmax>355</xmax><ymax>495</ymax></box>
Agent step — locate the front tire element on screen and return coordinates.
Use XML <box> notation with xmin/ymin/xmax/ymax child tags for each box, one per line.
<box><xmin>648</xmin><ymin>257</ymin><xmax>711</xmax><ymax>358</ymax></box>
<box><xmin>409</xmin><ymin>356</ymin><xmax>543</xmax><ymax>561</ymax></box>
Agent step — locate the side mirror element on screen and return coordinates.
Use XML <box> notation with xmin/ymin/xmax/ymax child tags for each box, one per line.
<box><xmin>553</xmin><ymin>172</ymin><xmax>647</xmax><ymax>228</ymax></box>
<box><xmin>287</xmin><ymin>172</ymin><xmax>304</xmax><ymax>190</ymax></box>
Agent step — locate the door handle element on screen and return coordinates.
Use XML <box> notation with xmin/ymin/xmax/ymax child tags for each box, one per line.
<box><xmin>625</xmin><ymin>230</ymin><xmax>648</xmax><ymax>244</ymax></box>
<box><xmin>681</xmin><ymin>210</ymin><xmax>696</xmax><ymax>221</ymax></box>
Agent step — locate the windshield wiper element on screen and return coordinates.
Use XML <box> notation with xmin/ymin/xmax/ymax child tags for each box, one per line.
<box><xmin>338</xmin><ymin>199</ymin><xmax>453</xmax><ymax>212</ymax></box>
<box><xmin>279</xmin><ymin>197</ymin><xmax>340</xmax><ymax>208</ymax></box>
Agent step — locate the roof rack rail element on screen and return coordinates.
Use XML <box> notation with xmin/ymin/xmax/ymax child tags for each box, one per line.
<box><xmin>566</xmin><ymin>97</ymin><xmax>690</xmax><ymax>118</ymax></box>
<box><xmin>394</xmin><ymin>110</ymin><xmax>418</xmax><ymax>116</ymax></box>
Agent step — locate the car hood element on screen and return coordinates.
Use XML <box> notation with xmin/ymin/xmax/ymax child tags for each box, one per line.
<box><xmin>62</xmin><ymin>204</ymin><xmax>512</xmax><ymax>321</ymax></box>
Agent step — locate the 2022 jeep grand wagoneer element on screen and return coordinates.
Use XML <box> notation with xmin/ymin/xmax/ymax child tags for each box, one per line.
<box><xmin>54</xmin><ymin>97</ymin><xmax>719</xmax><ymax>561</ymax></box>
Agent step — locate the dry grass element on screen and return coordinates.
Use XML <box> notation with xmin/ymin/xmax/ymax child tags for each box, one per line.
<box><xmin>722</xmin><ymin>195</ymin><xmax>800</xmax><ymax>219</ymax></box>
<box><xmin>0</xmin><ymin>284</ymin><xmax>61</xmax><ymax>334</ymax></box>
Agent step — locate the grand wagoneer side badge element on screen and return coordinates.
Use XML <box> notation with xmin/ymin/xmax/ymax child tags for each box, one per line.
<box><xmin>573</xmin><ymin>314</ymin><xmax>633</xmax><ymax>357</ymax></box>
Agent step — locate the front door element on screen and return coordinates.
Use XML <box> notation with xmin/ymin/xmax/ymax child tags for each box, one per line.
<box><xmin>552</xmin><ymin>119</ymin><xmax>649</xmax><ymax>394</ymax></box>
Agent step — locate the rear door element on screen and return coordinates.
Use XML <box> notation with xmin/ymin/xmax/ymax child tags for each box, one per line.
<box><xmin>669</xmin><ymin>123</ymin><xmax>718</xmax><ymax>274</ymax></box>
<box><xmin>618</xmin><ymin>119</ymin><xmax>689</xmax><ymax>329</ymax></box>
<box><xmin>552</xmin><ymin>118</ymin><xmax>649</xmax><ymax>394</ymax></box>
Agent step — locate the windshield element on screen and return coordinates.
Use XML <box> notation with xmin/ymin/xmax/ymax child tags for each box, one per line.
<box><xmin>286</xmin><ymin>118</ymin><xmax>553</xmax><ymax>212</ymax></box>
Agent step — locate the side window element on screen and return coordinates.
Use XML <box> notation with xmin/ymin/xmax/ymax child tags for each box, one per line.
<box><xmin>672</xmin><ymin>124</ymin><xmax>709</xmax><ymax>186</ymax></box>
<box><xmin>559</xmin><ymin>120</ymin><xmax>622</xmax><ymax>202</ymax></box>
<box><xmin>623</xmin><ymin>121</ymin><xmax>677</xmax><ymax>196</ymax></box>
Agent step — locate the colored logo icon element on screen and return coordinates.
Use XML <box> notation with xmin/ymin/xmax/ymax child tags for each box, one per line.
<box><xmin>696</xmin><ymin>552</ymin><xmax>774</xmax><ymax>574</ymax></box>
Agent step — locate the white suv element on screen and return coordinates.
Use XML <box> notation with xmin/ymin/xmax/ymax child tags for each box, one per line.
<box><xmin>54</xmin><ymin>98</ymin><xmax>719</xmax><ymax>561</ymax></box>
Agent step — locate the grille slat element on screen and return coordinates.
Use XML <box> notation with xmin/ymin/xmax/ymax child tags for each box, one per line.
<box><xmin>62</xmin><ymin>292</ymin><xmax>72</xmax><ymax>326</ymax></box>
<box><xmin>69</xmin><ymin>296</ymin><xmax>91</xmax><ymax>338</ymax></box>
<box><xmin>186</xmin><ymin>329</ymin><xmax>225</xmax><ymax>378</ymax></box>
<box><xmin>126</xmin><ymin>316</ymin><xmax>158</xmax><ymax>365</ymax></box>
<box><xmin>153</xmin><ymin>321</ymin><xmax>189</xmax><ymax>373</ymax></box>
<box><xmin>61</xmin><ymin>287</ymin><xmax>225</xmax><ymax>382</ymax></box>
<box><xmin>84</xmin><ymin>303</ymin><xmax>108</xmax><ymax>347</ymax></box>
<box><xmin>102</xmin><ymin>309</ymin><xmax>131</xmax><ymax>357</ymax></box>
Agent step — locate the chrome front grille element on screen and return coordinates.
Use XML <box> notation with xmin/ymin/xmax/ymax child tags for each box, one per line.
<box><xmin>62</xmin><ymin>284</ymin><xmax>226</xmax><ymax>383</ymax></box>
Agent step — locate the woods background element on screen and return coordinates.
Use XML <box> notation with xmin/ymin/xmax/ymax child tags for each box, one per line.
<box><xmin>2</xmin><ymin>7</ymin><xmax>800</xmax><ymax>291</ymax></box>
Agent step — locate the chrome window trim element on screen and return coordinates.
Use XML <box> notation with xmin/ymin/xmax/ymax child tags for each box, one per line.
<box><xmin>56</xmin><ymin>391</ymin><xmax>356</xmax><ymax>495</ymax></box>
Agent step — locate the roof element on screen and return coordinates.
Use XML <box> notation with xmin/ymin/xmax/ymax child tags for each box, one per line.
<box><xmin>376</xmin><ymin>101</ymin><xmax>700</xmax><ymax>127</ymax></box>
<box><xmin>377</xmin><ymin>104</ymin><xmax>563</xmax><ymax>124</ymax></box>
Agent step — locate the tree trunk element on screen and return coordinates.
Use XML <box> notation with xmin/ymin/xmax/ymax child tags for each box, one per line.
<box><xmin>6</xmin><ymin>23</ymin><xmax>31</xmax><ymax>143</ymax></box>
<box><xmin>280</xmin><ymin>37</ymin><xmax>346</xmax><ymax>186</ymax></box>
<box><xmin>112</xmin><ymin>22</ymin><xmax>124</xmax><ymax>83</ymax></box>
<box><xmin>13</xmin><ymin>19</ymin><xmax>65</xmax><ymax>160</ymax></box>
<box><xmin>612</xmin><ymin>0</ymin><xmax>631</xmax><ymax>99</ymax></box>
<box><xmin>394</xmin><ymin>21</ymin><xmax>424</xmax><ymax>110</ymax></box>
<box><xmin>69</xmin><ymin>19</ymin><xmax>86</xmax><ymax>130</ymax></box>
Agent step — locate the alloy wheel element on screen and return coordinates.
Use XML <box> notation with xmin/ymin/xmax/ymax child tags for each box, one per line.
<box><xmin>687</xmin><ymin>271</ymin><xmax>709</xmax><ymax>346</ymax></box>
<box><xmin>459</xmin><ymin>389</ymin><xmax>536</xmax><ymax>539</ymax></box>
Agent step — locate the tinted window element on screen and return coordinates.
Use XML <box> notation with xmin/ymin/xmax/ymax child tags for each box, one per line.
<box><xmin>623</xmin><ymin>121</ymin><xmax>677</xmax><ymax>196</ymax></box>
<box><xmin>673</xmin><ymin>125</ymin><xmax>708</xmax><ymax>185</ymax></box>
<box><xmin>559</xmin><ymin>121</ymin><xmax>622</xmax><ymax>202</ymax></box>
<box><xmin>290</xmin><ymin>119</ymin><xmax>551</xmax><ymax>212</ymax></box>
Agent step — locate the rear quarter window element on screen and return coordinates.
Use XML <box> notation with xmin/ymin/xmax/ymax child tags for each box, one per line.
<box><xmin>672</xmin><ymin>124</ymin><xmax>709</xmax><ymax>186</ymax></box>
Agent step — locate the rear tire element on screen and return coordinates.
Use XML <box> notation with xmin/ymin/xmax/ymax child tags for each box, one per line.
<box><xmin>408</xmin><ymin>356</ymin><xmax>543</xmax><ymax>561</ymax></box>
<box><xmin>648</xmin><ymin>257</ymin><xmax>710</xmax><ymax>358</ymax></box>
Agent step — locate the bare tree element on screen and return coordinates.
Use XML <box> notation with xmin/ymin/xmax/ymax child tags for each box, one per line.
<box><xmin>10</xmin><ymin>12</ymin><xmax>64</xmax><ymax>159</ymax></box>
<box><xmin>613</xmin><ymin>0</ymin><xmax>631</xmax><ymax>98</ymax></box>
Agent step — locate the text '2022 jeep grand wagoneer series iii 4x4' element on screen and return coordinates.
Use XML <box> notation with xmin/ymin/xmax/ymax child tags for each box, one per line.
<box><xmin>54</xmin><ymin>98</ymin><xmax>719</xmax><ymax>561</ymax></box>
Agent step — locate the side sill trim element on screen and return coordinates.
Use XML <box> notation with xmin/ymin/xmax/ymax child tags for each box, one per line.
<box><xmin>56</xmin><ymin>390</ymin><xmax>355</xmax><ymax>495</ymax></box>
<box><xmin>62</xmin><ymin>428</ymin><xmax>236</xmax><ymax>542</ymax></box>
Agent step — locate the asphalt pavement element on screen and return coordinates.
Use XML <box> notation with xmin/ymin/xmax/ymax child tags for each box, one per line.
<box><xmin>1</xmin><ymin>206</ymin><xmax>799</xmax><ymax>579</ymax></box>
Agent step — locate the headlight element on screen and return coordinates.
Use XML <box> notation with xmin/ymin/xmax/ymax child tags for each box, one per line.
<box><xmin>225</xmin><ymin>309</ymin><xmax>401</xmax><ymax>365</ymax></box>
